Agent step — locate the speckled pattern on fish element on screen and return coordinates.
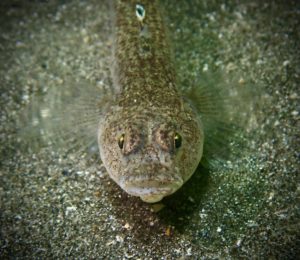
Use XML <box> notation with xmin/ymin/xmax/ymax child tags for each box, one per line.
<box><xmin>98</xmin><ymin>0</ymin><xmax>204</xmax><ymax>202</ymax></box>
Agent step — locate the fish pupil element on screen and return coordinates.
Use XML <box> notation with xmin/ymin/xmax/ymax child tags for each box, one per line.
<box><xmin>118</xmin><ymin>134</ymin><xmax>125</xmax><ymax>149</ymax></box>
<box><xmin>174</xmin><ymin>133</ymin><xmax>182</xmax><ymax>149</ymax></box>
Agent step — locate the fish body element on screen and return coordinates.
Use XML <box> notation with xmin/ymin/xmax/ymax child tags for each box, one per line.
<box><xmin>98</xmin><ymin>0</ymin><xmax>204</xmax><ymax>202</ymax></box>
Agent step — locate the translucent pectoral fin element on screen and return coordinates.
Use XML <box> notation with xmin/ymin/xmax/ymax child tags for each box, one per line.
<box><xmin>183</xmin><ymin>71</ymin><xmax>261</xmax><ymax>168</ymax></box>
<box><xmin>16</xmin><ymin>78</ymin><xmax>113</xmax><ymax>156</ymax></box>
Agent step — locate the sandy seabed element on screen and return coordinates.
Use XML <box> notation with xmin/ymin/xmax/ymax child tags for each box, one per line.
<box><xmin>0</xmin><ymin>0</ymin><xmax>299</xmax><ymax>258</ymax></box>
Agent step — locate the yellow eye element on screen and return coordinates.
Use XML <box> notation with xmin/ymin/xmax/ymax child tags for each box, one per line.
<box><xmin>174</xmin><ymin>133</ymin><xmax>182</xmax><ymax>149</ymax></box>
<box><xmin>118</xmin><ymin>134</ymin><xmax>125</xmax><ymax>149</ymax></box>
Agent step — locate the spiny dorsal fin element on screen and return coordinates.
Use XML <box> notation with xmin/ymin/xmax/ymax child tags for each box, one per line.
<box><xmin>136</xmin><ymin>4</ymin><xmax>146</xmax><ymax>22</ymax></box>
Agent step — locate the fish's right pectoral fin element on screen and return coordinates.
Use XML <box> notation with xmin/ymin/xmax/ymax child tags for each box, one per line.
<box><xmin>15</xmin><ymin>78</ymin><xmax>114</xmax><ymax>157</ymax></box>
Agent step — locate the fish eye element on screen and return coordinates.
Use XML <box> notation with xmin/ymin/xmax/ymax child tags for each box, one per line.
<box><xmin>118</xmin><ymin>134</ymin><xmax>125</xmax><ymax>149</ymax></box>
<box><xmin>174</xmin><ymin>133</ymin><xmax>182</xmax><ymax>149</ymax></box>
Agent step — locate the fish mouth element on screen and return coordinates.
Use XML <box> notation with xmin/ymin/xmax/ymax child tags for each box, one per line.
<box><xmin>120</xmin><ymin>175</ymin><xmax>183</xmax><ymax>203</ymax></box>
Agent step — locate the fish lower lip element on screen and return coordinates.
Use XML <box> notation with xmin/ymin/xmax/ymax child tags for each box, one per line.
<box><xmin>121</xmin><ymin>178</ymin><xmax>183</xmax><ymax>192</ymax></box>
<box><xmin>121</xmin><ymin>178</ymin><xmax>183</xmax><ymax>202</ymax></box>
<box><xmin>125</xmin><ymin>186</ymin><xmax>174</xmax><ymax>196</ymax></box>
<box><xmin>124</xmin><ymin>186</ymin><xmax>175</xmax><ymax>203</ymax></box>
<box><xmin>119</xmin><ymin>173</ymin><xmax>183</xmax><ymax>187</ymax></box>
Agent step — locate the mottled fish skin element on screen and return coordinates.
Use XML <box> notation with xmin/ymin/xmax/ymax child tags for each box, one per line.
<box><xmin>98</xmin><ymin>0</ymin><xmax>204</xmax><ymax>203</ymax></box>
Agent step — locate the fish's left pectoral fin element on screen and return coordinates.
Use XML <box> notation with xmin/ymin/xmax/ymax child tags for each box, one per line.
<box><xmin>183</xmin><ymin>71</ymin><xmax>258</xmax><ymax>169</ymax></box>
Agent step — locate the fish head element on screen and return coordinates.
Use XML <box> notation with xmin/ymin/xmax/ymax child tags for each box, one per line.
<box><xmin>98</xmin><ymin>102</ymin><xmax>204</xmax><ymax>203</ymax></box>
